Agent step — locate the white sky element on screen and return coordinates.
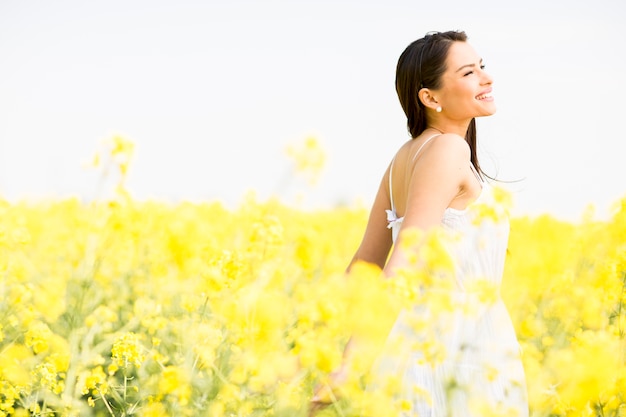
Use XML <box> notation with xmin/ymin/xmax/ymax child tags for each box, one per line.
<box><xmin>1</xmin><ymin>0</ymin><xmax>625</xmax><ymax>221</ymax></box>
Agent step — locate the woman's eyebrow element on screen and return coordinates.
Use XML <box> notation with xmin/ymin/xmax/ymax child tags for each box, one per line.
<box><xmin>456</xmin><ymin>58</ymin><xmax>484</xmax><ymax>73</ymax></box>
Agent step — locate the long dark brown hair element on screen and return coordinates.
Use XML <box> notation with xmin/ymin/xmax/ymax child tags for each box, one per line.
<box><xmin>395</xmin><ymin>30</ymin><xmax>483</xmax><ymax>177</ymax></box>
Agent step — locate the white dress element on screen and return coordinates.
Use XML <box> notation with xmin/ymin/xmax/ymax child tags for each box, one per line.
<box><xmin>372</xmin><ymin>135</ymin><xmax>529</xmax><ymax>417</ymax></box>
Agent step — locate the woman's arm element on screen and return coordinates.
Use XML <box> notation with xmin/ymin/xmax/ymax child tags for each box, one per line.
<box><xmin>310</xmin><ymin>165</ymin><xmax>394</xmax><ymax>410</ymax></box>
<box><xmin>346</xmin><ymin>167</ymin><xmax>394</xmax><ymax>272</ymax></box>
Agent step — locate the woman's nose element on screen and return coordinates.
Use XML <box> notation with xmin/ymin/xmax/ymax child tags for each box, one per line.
<box><xmin>481</xmin><ymin>69</ymin><xmax>494</xmax><ymax>85</ymax></box>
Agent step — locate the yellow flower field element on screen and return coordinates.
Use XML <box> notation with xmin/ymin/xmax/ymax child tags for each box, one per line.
<box><xmin>1</xmin><ymin>137</ymin><xmax>625</xmax><ymax>416</ymax></box>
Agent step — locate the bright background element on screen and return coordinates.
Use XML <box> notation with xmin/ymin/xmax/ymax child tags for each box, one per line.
<box><xmin>1</xmin><ymin>0</ymin><xmax>624</xmax><ymax>220</ymax></box>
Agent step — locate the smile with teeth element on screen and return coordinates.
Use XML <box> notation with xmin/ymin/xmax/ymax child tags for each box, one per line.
<box><xmin>476</xmin><ymin>92</ymin><xmax>493</xmax><ymax>100</ymax></box>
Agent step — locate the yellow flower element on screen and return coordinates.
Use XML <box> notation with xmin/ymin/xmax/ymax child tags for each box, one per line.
<box><xmin>285</xmin><ymin>136</ymin><xmax>327</xmax><ymax>185</ymax></box>
<box><xmin>3</xmin><ymin>154</ymin><xmax>626</xmax><ymax>416</ymax></box>
<box><xmin>466</xmin><ymin>279</ymin><xmax>500</xmax><ymax>306</ymax></box>
<box><xmin>158</xmin><ymin>366</ymin><xmax>191</xmax><ymax>406</ymax></box>
<box><xmin>0</xmin><ymin>345</ymin><xmax>33</xmax><ymax>387</ymax></box>
<box><xmin>107</xmin><ymin>363</ymin><xmax>119</xmax><ymax>376</ymax></box>
<box><xmin>81</xmin><ymin>366</ymin><xmax>108</xmax><ymax>396</ymax></box>
<box><xmin>472</xmin><ymin>184</ymin><xmax>512</xmax><ymax>224</ymax></box>
<box><xmin>141</xmin><ymin>401</ymin><xmax>167</xmax><ymax>416</ymax></box>
<box><xmin>85</xmin><ymin>305</ymin><xmax>118</xmax><ymax>328</ymax></box>
<box><xmin>0</xmin><ymin>380</ymin><xmax>20</xmax><ymax>414</ymax></box>
<box><xmin>24</xmin><ymin>321</ymin><xmax>52</xmax><ymax>354</ymax></box>
<box><xmin>546</xmin><ymin>330</ymin><xmax>621</xmax><ymax>410</ymax></box>
<box><xmin>11</xmin><ymin>227</ymin><xmax>31</xmax><ymax>245</ymax></box>
<box><xmin>110</xmin><ymin>135</ymin><xmax>135</xmax><ymax>158</ymax></box>
<box><xmin>399</xmin><ymin>398</ymin><xmax>412</xmax><ymax>411</ymax></box>
<box><xmin>33</xmin><ymin>362</ymin><xmax>62</xmax><ymax>393</ymax></box>
<box><xmin>111</xmin><ymin>332</ymin><xmax>145</xmax><ymax>368</ymax></box>
<box><xmin>293</xmin><ymin>329</ymin><xmax>342</xmax><ymax>373</ymax></box>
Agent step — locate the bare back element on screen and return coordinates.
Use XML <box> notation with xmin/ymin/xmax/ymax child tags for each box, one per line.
<box><xmin>387</xmin><ymin>132</ymin><xmax>483</xmax><ymax>221</ymax></box>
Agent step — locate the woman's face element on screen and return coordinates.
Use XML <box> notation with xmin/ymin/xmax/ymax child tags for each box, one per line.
<box><xmin>433</xmin><ymin>41</ymin><xmax>495</xmax><ymax>119</ymax></box>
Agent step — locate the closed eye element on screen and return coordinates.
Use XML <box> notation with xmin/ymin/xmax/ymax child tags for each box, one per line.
<box><xmin>463</xmin><ymin>64</ymin><xmax>486</xmax><ymax>77</ymax></box>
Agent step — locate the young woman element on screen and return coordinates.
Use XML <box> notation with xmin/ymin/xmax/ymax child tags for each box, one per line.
<box><xmin>311</xmin><ymin>31</ymin><xmax>529</xmax><ymax>416</ymax></box>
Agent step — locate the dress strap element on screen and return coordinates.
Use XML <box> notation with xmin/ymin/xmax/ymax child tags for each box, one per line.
<box><xmin>411</xmin><ymin>134</ymin><xmax>442</xmax><ymax>162</ymax></box>
<box><xmin>389</xmin><ymin>156</ymin><xmax>397</xmax><ymax>212</ymax></box>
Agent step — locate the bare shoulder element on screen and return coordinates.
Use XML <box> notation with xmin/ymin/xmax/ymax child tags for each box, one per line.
<box><xmin>424</xmin><ymin>133</ymin><xmax>470</xmax><ymax>158</ymax></box>
<box><xmin>413</xmin><ymin>133</ymin><xmax>470</xmax><ymax>170</ymax></box>
<box><xmin>400</xmin><ymin>133</ymin><xmax>471</xmax><ymax>230</ymax></box>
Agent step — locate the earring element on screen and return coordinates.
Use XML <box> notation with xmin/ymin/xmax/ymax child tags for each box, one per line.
<box><xmin>436</xmin><ymin>106</ymin><xmax>442</xmax><ymax>113</ymax></box>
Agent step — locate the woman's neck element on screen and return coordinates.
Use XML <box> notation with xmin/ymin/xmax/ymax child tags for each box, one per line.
<box><xmin>427</xmin><ymin>118</ymin><xmax>471</xmax><ymax>137</ymax></box>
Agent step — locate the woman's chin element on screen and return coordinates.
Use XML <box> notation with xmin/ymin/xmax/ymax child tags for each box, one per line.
<box><xmin>479</xmin><ymin>103</ymin><xmax>497</xmax><ymax>117</ymax></box>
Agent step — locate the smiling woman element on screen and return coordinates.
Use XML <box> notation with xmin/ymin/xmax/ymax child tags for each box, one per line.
<box><xmin>311</xmin><ymin>30</ymin><xmax>529</xmax><ymax>417</ymax></box>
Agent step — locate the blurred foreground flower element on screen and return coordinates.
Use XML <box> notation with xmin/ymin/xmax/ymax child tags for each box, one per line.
<box><xmin>285</xmin><ymin>136</ymin><xmax>327</xmax><ymax>186</ymax></box>
<box><xmin>84</xmin><ymin>134</ymin><xmax>135</xmax><ymax>200</ymax></box>
<box><xmin>3</xmin><ymin>135</ymin><xmax>626</xmax><ymax>416</ymax></box>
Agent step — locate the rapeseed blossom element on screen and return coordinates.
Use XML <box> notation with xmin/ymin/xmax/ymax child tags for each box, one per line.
<box><xmin>285</xmin><ymin>136</ymin><xmax>327</xmax><ymax>185</ymax></box>
<box><xmin>0</xmin><ymin>136</ymin><xmax>625</xmax><ymax>416</ymax></box>
<box><xmin>111</xmin><ymin>332</ymin><xmax>145</xmax><ymax>369</ymax></box>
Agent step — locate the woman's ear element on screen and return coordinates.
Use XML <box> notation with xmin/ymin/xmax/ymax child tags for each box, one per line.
<box><xmin>418</xmin><ymin>88</ymin><xmax>440</xmax><ymax>112</ymax></box>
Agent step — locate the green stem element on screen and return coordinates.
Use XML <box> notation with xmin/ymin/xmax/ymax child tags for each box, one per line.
<box><xmin>123</xmin><ymin>370</ymin><xmax>128</xmax><ymax>402</ymax></box>
<box><xmin>324</xmin><ymin>382</ymin><xmax>346</xmax><ymax>417</ymax></box>
<box><xmin>98</xmin><ymin>387</ymin><xmax>116</xmax><ymax>417</ymax></box>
